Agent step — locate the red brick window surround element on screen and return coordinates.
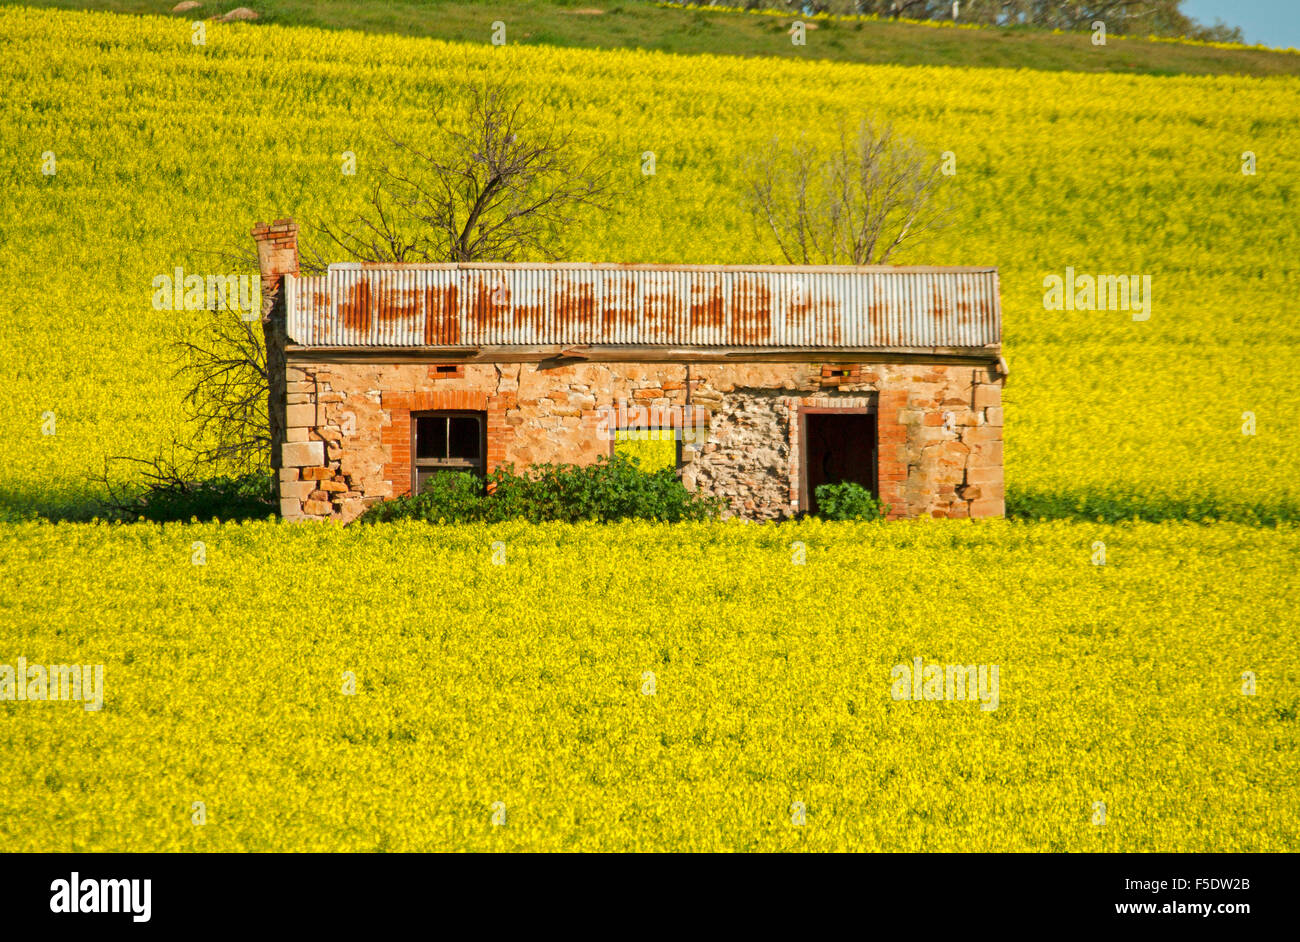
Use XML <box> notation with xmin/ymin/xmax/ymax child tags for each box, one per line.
<box><xmin>381</xmin><ymin>389</ymin><xmax>506</xmax><ymax>496</ymax></box>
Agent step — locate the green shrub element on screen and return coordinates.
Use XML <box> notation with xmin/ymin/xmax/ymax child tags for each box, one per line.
<box><xmin>814</xmin><ymin>481</ymin><xmax>888</xmax><ymax>521</ymax></box>
<box><xmin>358</xmin><ymin>453</ymin><xmax>723</xmax><ymax>524</ymax></box>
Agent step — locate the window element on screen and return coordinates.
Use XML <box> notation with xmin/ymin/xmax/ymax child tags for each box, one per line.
<box><xmin>412</xmin><ymin>411</ymin><xmax>486</xmax><ymax>493</ymax></box>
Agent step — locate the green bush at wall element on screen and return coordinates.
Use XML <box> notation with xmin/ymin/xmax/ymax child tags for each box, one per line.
<box><xmin>359</xmin><ymin>453</ymin><xmax>723</xmax><ymax>524</ymax></box>
<box><xmin>814</xmin><ymin>481</ymin><xmax>889</xmax><ymax>521</ymax></box>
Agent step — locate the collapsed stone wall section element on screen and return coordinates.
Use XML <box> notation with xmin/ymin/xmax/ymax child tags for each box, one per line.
<box><xmin>683</xmin><ymin>390</ymin><xmax>795</xmax><ymax>520</ymax></box>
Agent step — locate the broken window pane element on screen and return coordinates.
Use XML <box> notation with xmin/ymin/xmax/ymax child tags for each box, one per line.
<box><xmin>415</xmin><ymin>416</ymin><xmax>448</xmax><ymax>459</ymax></box>
<box><xmin>448</xmin><ymin>417</ymin><xmax>481</xmax><ymax>460</ymax></box>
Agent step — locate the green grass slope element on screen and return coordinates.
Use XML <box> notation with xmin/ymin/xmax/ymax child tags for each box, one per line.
<box><xmin>7</xmin><ymin>0</ymin><xmax>1300</xmax><ymax>75</ymax></box>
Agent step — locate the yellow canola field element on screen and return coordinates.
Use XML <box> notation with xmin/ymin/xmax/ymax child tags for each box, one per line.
<box><xmin>0</xmin><ymin>518</ymin><xmax>1296</xmax><ymax>851</ymax></box>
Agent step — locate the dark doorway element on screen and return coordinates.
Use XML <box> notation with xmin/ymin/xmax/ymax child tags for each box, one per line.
<box><xmin>803</xmin><ymin>412</ymin><xmax>877</xmax><ymax>515</ymax></box>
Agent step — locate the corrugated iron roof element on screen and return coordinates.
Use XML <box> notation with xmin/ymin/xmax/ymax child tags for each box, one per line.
<box><xmin>284</xmin><ymin>263</ymin><xmax>1000</xmax><ymax>350</ymax></box>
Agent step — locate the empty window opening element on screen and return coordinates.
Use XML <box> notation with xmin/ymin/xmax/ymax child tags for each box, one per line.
<box><xmin>612</xmin><ymin>427</ymin><xmax>681</xmax><ymax>472</ymax></box>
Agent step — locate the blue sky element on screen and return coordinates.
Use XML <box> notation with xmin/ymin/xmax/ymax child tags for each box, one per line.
<box><xmin>1181</xmin><ymin>0</ymin><xmax>1300</xmax><ymax>50</ymax></box>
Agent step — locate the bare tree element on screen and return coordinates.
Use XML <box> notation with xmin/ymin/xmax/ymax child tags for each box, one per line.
<box><xmin>94</xmin><ymin>297</ymin><xmax>273</xmax><ymax>518</ymax></box>
<box><xmin>746</xmin><ymin>119</ymin><xmax>951</xmax><ymax>266</ymax></box>
<box><xmin>313</xmin><ymin>80</ymin><xmax>614</xmax><ymax>264</ymax></box>
<box><xmin>99</xmin><ymin>79</ymin><xmax>614</xmax><ymax>516</ymax></box>
<box><xmin>172</xmin><ymin>301</ymin><xmax>269</xmax><ymax>471</ymax></box>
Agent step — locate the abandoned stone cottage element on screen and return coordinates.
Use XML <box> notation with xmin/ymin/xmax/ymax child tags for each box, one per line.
<box><xmin>253</xmin><ymin>219</ymin><xmax>1006</xmax><ymax>523</ymax></box>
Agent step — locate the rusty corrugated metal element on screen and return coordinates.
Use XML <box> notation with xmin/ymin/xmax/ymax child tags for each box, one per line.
<box><xmin>285</xmin><ymin>263</ymin><xmax>1000</xmax><ymax>349</ymax></box>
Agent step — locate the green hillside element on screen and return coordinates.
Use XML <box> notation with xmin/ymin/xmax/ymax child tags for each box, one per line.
<box><xmin>7</xmin><ymin>0</ymin><xmax>1299</xmax><ymax>75</ymax></box>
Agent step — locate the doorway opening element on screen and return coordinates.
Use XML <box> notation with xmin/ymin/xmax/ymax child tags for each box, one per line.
<box><xmin>802</xmin><ymin>411</ymin><xmax>877</xmax><ymax>515</ymax></box>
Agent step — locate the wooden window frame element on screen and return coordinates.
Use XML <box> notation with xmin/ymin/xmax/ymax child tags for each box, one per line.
<box><xmin>411</xmin><ymin>410</ymin><xmax>487</xmax><ymax>494</ymax></box>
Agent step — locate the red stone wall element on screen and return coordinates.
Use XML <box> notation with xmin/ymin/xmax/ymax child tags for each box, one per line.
<box><xmin>275</xmin><ymin>359</ymin><xmax>1004</xmax><ymax>523</ymax></box>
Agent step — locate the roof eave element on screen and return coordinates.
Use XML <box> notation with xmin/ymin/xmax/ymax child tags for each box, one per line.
<box><xmin>284</xmin><ymin>343</ymin><xmax>1003</xmax><ymax>366</ymax></box>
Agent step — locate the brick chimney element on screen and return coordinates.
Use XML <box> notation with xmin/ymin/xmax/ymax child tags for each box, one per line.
<box><xmin>252</xmin><ymin>218</ymin><xmax>299</xmax><ymax>472</ymax></box>
<box><xmin>252</xmin><ymin>218</ymin><xmax>299</xmax><ymax>321</ymax></box>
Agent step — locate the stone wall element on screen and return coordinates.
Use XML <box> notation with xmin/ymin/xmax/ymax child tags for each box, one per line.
<box><xmin>274</xmin><ymin>359</ymin><xmax>1005</xmax><ymax>523</ymax></box>
<box><xmin>684</xmin><ymin>390</ymin><xmax>795</xmax><ymax>520</ymax></box>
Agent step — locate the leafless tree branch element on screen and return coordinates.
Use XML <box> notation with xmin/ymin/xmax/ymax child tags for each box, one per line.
<box><xmin>124</xmin><ymin>77</ymin><xmax>616</xmax><ymax>510</ymax></box>
<box><xmin>309</xmin><ymin>79</ymin><xmax>616</xmax><ymax>265</ymax></box>
<box><xmin>745</xmin><ymin>118</ymin><xmax>952</xmax><ymax>266</ymax></box>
